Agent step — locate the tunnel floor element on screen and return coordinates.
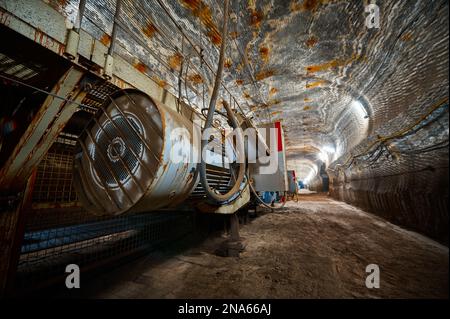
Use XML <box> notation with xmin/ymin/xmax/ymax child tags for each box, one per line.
<box><xmin>72</xmin><ymin>194</ymin><xmax>448</xmax><ymax>299</ymax></box>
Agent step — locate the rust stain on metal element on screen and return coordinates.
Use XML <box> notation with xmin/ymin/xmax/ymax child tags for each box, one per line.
<box><xmin>224</xmin><ymin>58</ymin><xmax>232</xmax><ymax>69</ymax></box>
<box><xmin>303</xmin><ymin>105</ymin><xmax>312</xmax><ymax>110</ymax></box>
<box><xmin>0</xmin><ymin>68</ymin><xmax>82</xmax><ymax>188</ymax></box>
<box><xmin>134</xmin><ymin>62</ymin><xmax>147</xmax><ymax>73</ymax></box>
<box><xmin>302</xmin><ymin>0</ymin><xmax>319</xmax><ymax>11</ymax></box>
<box><xmin>269</xmin><ymin>87</ymin><xmax>278</xmax><ymax>97</ymax></box>
<box><xmin>289</xmin><ymin>1</ymin><xmax>303</xmax><ymax>12</ymax></box>
<box><xmin>188</xmin><ymin>73</ymin><xmax>203</xmax><ymax>84</ymax></box>
<box><xmin>243</xmin><ymin>91</ymin><xmax>252</xmax><ymax>99</ymax></box>
<box><xmin>142</xmin><ymin>22</ymin><xmax>158</xmax><ymax>38</ymax></box>
<box><xmin>306</xmin><ymin>36</ymin><xmax>318</xmax><ymax>48</ymax></box>
<box><xmin>290</xmin><ymin>0</ymin><xmax>331</xmax><ymax>12</ymax></box>
<box><xmin>0</xmin><ymin>9</ymin><xmax>12</xmax><ymax>27</ymax></box>
<box><xmin>179</xmin><ymin>0</ymin><xmax>222</xmax><ymax>46</ymax></box>
<box><xmin>307</xmin><ymin>60</ymin><xmax>339</xmax><ymax>73</ymax></box>
<box><xmin>401</xmin><ymin>32</ymin><xmax>413</xmax><ymax>42</ymax></box>
<box><xmin>306</xmin><ymin>54</ymin><xmax>362</xmax><ymax>74</ymax></box>
<box><xmin>249</xmin><ymin>104</ymin><xmax>258</xmax><ymax>111</ymax></box>
<box><xmin>112</xmin><ymin>78</ymin><xmax>127</xmax><ymax>89</ymax></box>
<box><xmin>259</xmin><ymin>46</ymin><xmax>270</xmax><ymax>63</ymax></box>
<box><xmin>207</xmin><ymin>30</ymin><xmax>222</xmax><ymax>46</ymax></box>
<box><xmin>153</xmin><ymin>76</ymin><xmax>168</xmax><ymax>88</ymax></box>
<box><xmin>236</xmin><ymin>79</ymin><xmax>244</xmax><ymax>86</ymax></box>
<box><xmin>230</xmin><ymin>31</ymin><xmax>239</xmax><ymax>39</ymax></box>
<box><xmin>100</xmin><ymin>33</ymin><xmax>111</xmax><ymax>46</ymax></box>
<box><xmin>179</xmin><ymin>0</ymin><xmax>202</xmax><ymax>11</ymax></box>
<box><xmin>32</xmin><ymin>28</ymin><xmax>64</xmax><ymax>53</ymax></box>
<box><xmin>255</xmin><ymin>69</ymin><xmax>276</xmax><ymax>81</ymax></box>
<box><xmin>249</xmin><ymin>9</ymin><xmax>264</xmax><ymax>29</ymax></box>
<box><xmin>304</xmin><ymin>97</ymin><xmax>312</xmax><ymax>102</ymax></box>
<box><xmin>306</xmin><ymin>79</ymin><xmax>326</xmax><ymax>89</ymax></box>
<box><xmin>168</xmin><ymin>52</ymin><xmax>183</xmax><ymax>71</ymax></box>
<box><xmin>57</xmin><ymin>0</ymin><xmax>69</xmax><ymax>6</ymax></box>
<box><xmin>268</xmin><ymin>99</ymin><xmax>281</xmax><ymax>106</ymax></box>
<box><xmin>259</xmin><ymin>99</ymin><xmax>281</xmax><ymax>109</ymax></box>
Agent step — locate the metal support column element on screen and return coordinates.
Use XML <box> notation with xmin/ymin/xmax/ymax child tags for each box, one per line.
<box><xmin>229</xmin><ymin>213</ymin><xmax>240</xmax><ymax>242</ymax></box>
<box><xmin>224</xmin><ymin>213</ymin><xmax>244</xmax><ymax>257</ymax></box>
<box><xmin>0</xmin><ymin>66</ymin><xmax>85</xmax><ymax>191</ymax></box>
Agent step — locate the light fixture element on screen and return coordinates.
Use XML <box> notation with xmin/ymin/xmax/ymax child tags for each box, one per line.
<box><xmin>322</xmin><ymin>145</ymin><xmax>336</xmax><ymax>154</ymax></box>
<box><xmin>318</xmin><ymin>152</ymin><xmax>328</xmax><ymax>162</ymax></box>
<box><xmin>303</xmin><ymin>171</ymin><xmax>315</xmax><ymax>184</ymax></box>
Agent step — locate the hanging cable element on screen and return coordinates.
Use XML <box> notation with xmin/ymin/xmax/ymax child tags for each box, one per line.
<box><xmin>0</xmin><ymin>73</ymin><xmax>96</xmax><ymax>112</ymax></box>
<box><xmin>337</xmin><ymin>97</ymin><xmax>449</xmax><ymax>169</ymax></box>
<box><xmin>247</xmin><ymin>175</ymin><xmax>274</xmax><ymax>212</ymax></box>
<box><xmin>176</xmin><ymin>39</ymin><xmax>185</xmax><ymax>114</ymax></box>
<box><xmin>199</xmin><ymin>0</ymin><xmax>246</xmax><ymax>203</ymax></box>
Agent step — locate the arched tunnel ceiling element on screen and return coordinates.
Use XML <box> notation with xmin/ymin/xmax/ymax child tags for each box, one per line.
<box><xmin>57</xmin><ymin>0</ymin><xmax>449</xmax><ymax>178</ymax></box>
<box><xmin>219</xmin><ymin>0</ymin><xmax>449</xmax><ymax>176</ymax></box>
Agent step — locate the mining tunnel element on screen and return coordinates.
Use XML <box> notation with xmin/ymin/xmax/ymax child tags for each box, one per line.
<box><xmin>0</xmin><ymin>0</ymin><xmax>448</xmax><ymax>299</ymax></box>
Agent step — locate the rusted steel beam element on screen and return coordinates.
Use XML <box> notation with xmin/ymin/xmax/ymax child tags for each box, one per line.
<box><xmin>0</xmin><ymin>0</ymin><xmax>208</xmax><ymax>123</ymax></box>
<box><xmin>0</xmin><ymin>66</ymin><xmax>85</xmax><ymax>191</ymax></box>
<box><xmin>0</xmin><ymin>168</ymin><xmax>36</xmax><ymax>297</ymax></box>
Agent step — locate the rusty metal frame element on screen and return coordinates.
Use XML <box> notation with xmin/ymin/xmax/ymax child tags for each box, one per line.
<box><xmin>0</xmin><ymin>168</ymin><xmax>36</xmax><ymax>297</ymax></box>
<box><xmin>0</xmin><ymin>66</ymin><xmax>85</xmax><ymax>190</ymax></box>
<box><xmin>0</xmin><ymin>0</ymin><xmax>213</xmax><ymax>127</ymax></box>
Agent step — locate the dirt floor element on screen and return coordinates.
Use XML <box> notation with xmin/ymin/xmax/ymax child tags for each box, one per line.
<box><xmin>73</xmin><ymin>194</ymin><xmax>448</xmax><ymax>299</ymax></box>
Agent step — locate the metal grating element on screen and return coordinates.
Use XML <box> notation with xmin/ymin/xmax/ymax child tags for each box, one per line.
<box><xmin>32</xmin><ymin>143</ymin><xmax>78</xmax><ymax>205</ymax></box>
<box><xmin>16</xmin><ymin>210</ymin><xmax>194</xmax><ymax>292</ymax></box>
<box><xmin>90</xmin><ymin>114</ymin><xmax>144</xmax><ymax>187</ymax></box>
<box><xmin>16</xmin><ymin>137</ymin><xmax>197</xmax><ymax>294</ymax></box>
<box><xmin>0</xmin><ymin>52</ymin><xmax>39</xmax><ymax>81</ymax></box>
<box><xmin>79</xmin><ymin>81</ymin><xmax>119</xmax><ymax>113</ymax></box>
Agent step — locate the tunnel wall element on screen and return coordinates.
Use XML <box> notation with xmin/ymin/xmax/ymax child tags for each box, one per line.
<box><xmin>328</xmin><ymin>104</ymin><xmax>449</xmax><ymax>245</ymax></box>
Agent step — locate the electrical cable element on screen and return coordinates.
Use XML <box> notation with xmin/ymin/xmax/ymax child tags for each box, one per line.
<box><xmin>198</xmin><ymin>0</ymin><xmax>246</xmax><ymax>203</ymax></box>
<box><xmin>247</xmin><ymin>175</ymin><xmax>274</xmax><ymax>212</ymax></box>
<box><xmin>0</xmin><ymin>73</ymin><xmax>95</xmax><ymax>112</ymax></box>
<box><xmin>337</xmin><ymin>98</ymin><xmax>449</xmax><ymax>169</ymax></box>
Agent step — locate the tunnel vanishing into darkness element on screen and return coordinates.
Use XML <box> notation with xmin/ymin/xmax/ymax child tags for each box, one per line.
<box><xmin>0</xmin><ymin>0</ymin><xmax>448</xmax><ymax>299</ymax></box>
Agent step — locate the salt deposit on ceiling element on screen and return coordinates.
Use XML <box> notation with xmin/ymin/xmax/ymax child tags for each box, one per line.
<box><xmin>55</xmin><ymin>0</ymin><xmax>449</xmax><ymax>179</ymax></box>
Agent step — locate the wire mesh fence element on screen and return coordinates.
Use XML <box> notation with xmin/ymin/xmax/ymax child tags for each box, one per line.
<box><xmin>15</xmin><ymin>139</ymin><xmax>196</xmax><ymax>294</ymax></box>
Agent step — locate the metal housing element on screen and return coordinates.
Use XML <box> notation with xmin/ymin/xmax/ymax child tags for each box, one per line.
<box><xmin>73</xmin><ymin>89</ymin><xmax>199</xmax><ymax>215</ymax></box>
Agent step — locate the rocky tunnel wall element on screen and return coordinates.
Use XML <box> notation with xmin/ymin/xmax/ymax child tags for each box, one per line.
<box><xmin>328</xmin><ymin>103</ymin><xmax>449</xmax><ymax>245</ymax></box>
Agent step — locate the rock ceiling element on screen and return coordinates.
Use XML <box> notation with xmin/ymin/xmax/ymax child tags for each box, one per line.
<box><xmin>57</xmin><ymin>0</ymin><xmax>449</xmax><ymax>181</ymax></box>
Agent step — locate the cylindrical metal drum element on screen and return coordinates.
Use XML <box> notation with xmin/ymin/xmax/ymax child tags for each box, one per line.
<box><xmin>73</xmin><ymin>89</ymin><xmax>199</xmax><ymax>215</ymax></box>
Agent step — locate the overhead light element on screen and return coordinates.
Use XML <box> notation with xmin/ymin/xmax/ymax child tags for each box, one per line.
<box><xmin>322</xmin><ymin>145</ymin><xmax>335</xmax><ymax>154</ymax></box>
<box><xmin>303</xmin><ymin>171</ymin><xmax>315</xmax><ymax>184</ymax></box>
<box><xmin>318</xmin><ymin>152</ymin><xmax>328</xmax><ymax>162</ymax></box>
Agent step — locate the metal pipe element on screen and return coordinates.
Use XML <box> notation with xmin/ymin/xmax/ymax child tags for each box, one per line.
<box><xmin>199</xmin><ymin>0</ymin><xmax>246</xmax><ymax>203</ymax></box>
